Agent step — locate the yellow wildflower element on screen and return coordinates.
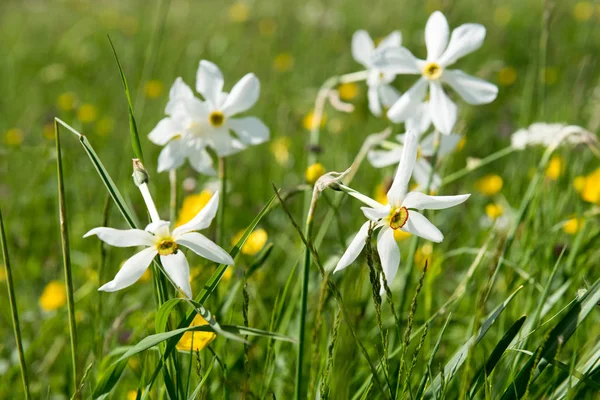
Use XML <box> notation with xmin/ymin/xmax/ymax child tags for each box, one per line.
<box><xmin>273</xmin><ymin>53</ymin><xmax>295</xmax><ymax>72</ymax></box>
<box><xmin>139</xmin><ymin>269</ymin><xmax>152</xmax><ymax>282</ymax></box>
<box><xmin>374</xmin><ymin>182</ymin><xmax>389</xmax><ymax>205</ymax></box>
<box><xmin>414</xmin><ymin>244</ymin><xmax>433</xmax><ymax>268</ymax></box>
<box><xmin>563</xmin><ymin>218</ymin><xmax>584</xmax><ymax>235</ymax></box>
<box><xmin>258</xmin><ymin>18</ymin><xmax>277</xmax><ymax>36</ymax></box>
<box><xmin>222</xmin><ymin>267</ymin><xmax>234</xmax><ymax>282</ymax></box>
<box><xmin>474</xmin><ymin>174</ymin><xmax>503</xmax><ymax>196</ymax></box>
<box><xmin>485</xmin><ymin>203</ymin><xmax>504</xmax><ymax>220</ymax></box>
<box><xmin>305</xmin><ymin>163</ymin><xmax>325</xmax><ymax>185</ymax></box>
<box><xmin>0</xmin><ymin>268</ymin><xmax>6</xmax><ymax>282</ymax></box>
<box><xmin>176</xmin><ymin>314</ymin><xmax>217</xmax><ymax>352</ymax></box>
<box><xmin>545</xmin><ymin>155</ymin><xmax>564</xmax><ymax>180</ymax></box>
<box><xmin>576</xmin><ymin>168</ymin><xmax>600</xmax><ymax>204</ymax></box>
<box><xmin>573</xmin><ymin>176</ymin><xmax>586</xmax><ymax>192</ymax></box>
<box><xmin>40</xmin><ymin>280</ymin><xmax>67</xmax><ymax>312</ymax></box>
<box><xmin>77</xmin><ymin>104</ymin><xmax>98</xmax><ymax>123</ymax></box>
<box><xmin>95</xmin><ymin>117</ymin><xmax>114</xmax><ymax>136</ymax></box>
<box><xmin>393</xmin><ymin>229</ymin><xmax>411</xmax><ymax>242</ymax></box>
<box><xmin>229</xmin><ymin>2</ymin><xmax>249</xmax><ymax>23</ymax></box>
<box><xmin>303</xmin><ymin>111</ymin><xmax>326</xmax><ymax>130</ymax></box>
<box><xmin>176</xmin><ymin>190</ymin><xmax>214</xmax><ymax>227</ymax></box>
<box><xmin>338</xmin><ymin>82</ymin><xmax>359</xmax><ymax>101</ymax></box>
<box><xmin>498</xmin><ymin>66</ymin><xmax>517</xmax><ymax>86</ymax></box>
<box><xmin>144</xmin><ymin>79</ymin><xmax>164</xmax><ymax>99</ymax></box>
<box><xmin>494</xmin><ymin>7</ymin><xmax>512</xmax><ymax>26</ymax></box>
<box><xmin>232</xmin><ymin>228</ymin><xmax>268</xmax><ymax>256</ymax></box>
<box><xmin>270</xmin><ymin>136</ymin><xmax>291</xmax><ymax>166</ymax></box>
<box><xmin>573</xmin><ymin>2</ymin><xmax>594</xmax><ymax>21</ymax></box>
<box><xmin>5</xmin><ymin>128</ymin><xmax>24</xmax><ymax>146</ymax></box>
<box><xmin>57</xmin><ymin>92</ymin><xmax>77</xmax><ymax>111</ymax></box>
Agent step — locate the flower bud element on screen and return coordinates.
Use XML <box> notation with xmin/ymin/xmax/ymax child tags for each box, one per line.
<box><xmin>132</xmin><ymin>158</ymin><xmax>149</xmax><ymax>186</ymax></box>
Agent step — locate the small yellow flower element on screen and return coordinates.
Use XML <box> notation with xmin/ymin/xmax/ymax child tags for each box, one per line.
<box><xmin>338</xmin><ymin>82</ymin><xmax>359</xmax><ymax>101</ymax></box>
<box><xmin>258</xmin><ymin>18</ymin><xmax>277</xmax><ymax>36</ymax></box>
<box><xmin>176</xmin><ymin>314</ymin><xmax>217</xmax><ymax>352</ymax></box>
<box><xmin>577</xmin><ymin>168</ymin><xmax>600</xmax><ymax>204</ymax></box>
<box><xmin>144</xmin><ymin>79</ymin><xmax>164</xmax><ymax>99</ymax></box>
<box><xmin>57</xmin><ymin>92</ymin><xmax>77</xmax><ymax>111</ymax></box>
<box><xmin>393</xmin><ymin>229</ymin><xmax>411</xmax><ymax>241</ymax></box>
<box><xmin>0</xmin><ymin>268</ymin><xmax>6</xmax><ymax>282</ymax></box>
<box><xmin>40</xmin><ymin>280</ymin><xmax>67</xmax><ymax>312</ymax></box>
<box><xmin>545</xmin><ymin>155</ymin><xmax>564</xmax><ymax>180</ymax></box>
<box><xmin>498</xmin><ymin>66</ymin><xmax>517</xmax><ymax>86</ymax></box>
<box><xmin>541</xmin><ymin>67</ymin><xmax>558</xmax><ymax>85</ymax></box>
<box><xmin>563</xmin><ymin>217</ymin><xmax>584</xmax><ymax>234</ymax></box>
<box><xmin>77</xmin><ymin>104</ymin><xmax>98</xmax><ymax>123</ymax></box>
<box><xmin>139</xmin><ymin>269</ymin><xmax>152</xmax><ymax>282</ymax></box>
<box><xmin>302</xmin><ymin>111</ymin><xmax>326</xmax><ymax>131</ymax></box>
<box><xmin>176</xmin><ymin>190</ymin><xmax>214</xmax><ymax>227</ymax></box>
<box><xmin>485</xmin><ymin>203</ymin><xmax>504</xmax><ymax>220</ymax></box>
<box><xmin>573</xmin><ymin>2</ymin><xmax>594</xmax><ymax>21</ymax></box>
<box><xmin>5</xmin><ymin>128</ymin><xmax>24</xmax><ymax>146</ymax></box>
<box><xmin>232</xmin><ymin>228</ymin><xmax>268</xmax><ymax>256</ymax></box>
<box><xmin>43</xmin><ymin>123</ymin><xmax>55</xmax><ymax>140</ymax></box>
<box><xmin>474</xmin><ymin>174</ymin><xmax>503</xmax><ymax>196</ymax></box>
<box><xmin>229</xmin><ymin>2</ymin><xmax>250</xmax><ymax>23</ymax></box>
<box><xmin>222</xmin><ymin>267</ymin><xmax>234</xmax><ymax>282</ymax></box>
<box><xmin>127</xmin><ymin>390</ymin><xmax>139</xmax><ymax>400</ymax></box>
<box><xmin>305</xmin><ymin>163</ymin><xmax>325</xmax><ymax>185</ymax></box>
<box><xmin>95</xmin><ymin>117</ymin><xmax>114</xmax><ymax>136</ymax></box>
<box><xmin>494</xmin><ymin>7</ymin><xmax>512</xmax><ymax>26</ymax></box>
<box><xmin>414</xmin><ymin>243</ymin><xmax>433</xmax><ymax>268</ymax></box>
<box><xmin>273</xmin><ymin>53</ymin><xmax>295</xmax><ymax>72</ymax></box>
<box><xmin>270</xmin><ymin>137</ymin><xmax>291</xmax><ymax>166</ymax></box>
<box><xmin>374</xmin><ymin>182</ymin><xmax>389</xmax><ymax>205</ymax></box>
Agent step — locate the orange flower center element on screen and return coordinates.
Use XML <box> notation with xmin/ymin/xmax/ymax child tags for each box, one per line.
<box><xmin>389</xmin><ymin>207</ymin><xmax>409</xmax><ymax>230</ymax></box>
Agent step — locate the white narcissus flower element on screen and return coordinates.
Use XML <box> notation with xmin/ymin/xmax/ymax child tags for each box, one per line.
<box><xmin>351</xmin><ymin>30</ymin><xmax>403</xmax><ymax>116</ymax></box>
<box><xmin>373</xmin><ymin>11</ymin><xmax>498</xmax><ymax>135</ymax></box>
<box><xmin>334</xmin><ymin>130</ymin><xmax>470</xmax><ymax>288</ymax></box>
<box><xmin>149</xmin><ymin>61</ymin><xmax>270</xmax><ymax>174</ymax></box>
<box><xmin>84</xmin><ymin>190</ymin><xmax>233</xmax><ymax>298</ymax></box>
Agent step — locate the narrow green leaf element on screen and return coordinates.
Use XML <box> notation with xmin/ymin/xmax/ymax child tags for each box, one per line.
<box><xmin>188</xmin><ymin>356</ymin><xmax>216</xmax><ymax>400</ymax></box>
<box><xmin>92</xmin><ymin>359</ymin><xmax>127</xmax><ymax>399</ymax></box>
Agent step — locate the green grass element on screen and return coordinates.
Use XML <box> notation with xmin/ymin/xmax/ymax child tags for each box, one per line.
<box><xmin>1</xmin><ymin>0</ymin><xmax>600</xmax><ymax>398</ymax></box>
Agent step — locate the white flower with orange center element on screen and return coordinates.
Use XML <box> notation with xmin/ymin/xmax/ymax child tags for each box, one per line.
<box><xmin>351</xmin><ymin>30</ymin><xmax>402</xmax><ymax>116</ymax></box>
<box><xmin>334</xmin><ymin>130</ymin><xmax>470</xmax><ymax>287</ymax></box>
<box><xmin>84</xmin><ymin>186</ymin><xmax>233</xmax><ymax>298</ymax></box>
<box><xmin>372</xmin><ymin>11</ymin><xmax>498</xmax><ymax>134</ymax></box>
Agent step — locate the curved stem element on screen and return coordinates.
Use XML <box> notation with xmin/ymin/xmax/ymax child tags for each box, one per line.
<box><xmin>441</xmin><ymin>146</ymin><xmax>516</xmax><ymax>187</ymax></box>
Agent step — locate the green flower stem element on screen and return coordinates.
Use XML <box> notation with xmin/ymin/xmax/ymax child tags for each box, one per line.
<box><xmin>441</xmin><ymin>146</ymin><xmax>516</xmax><ymax>187</ymax></box>
<box><xmin>218</xmin><ymin>157</ymin><xmax>227</xmax><ymax>246</ymax></box>
<box><xmin>169</xmin><ymin>169</ymin><xmax>177</xmax><ymax>225</ymax></box>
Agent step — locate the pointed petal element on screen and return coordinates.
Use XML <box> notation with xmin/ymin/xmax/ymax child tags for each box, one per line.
<box><xmin>438</xmin><ymin>133</ymin><xmax>462</xmax><ymax>157</ymax></box>
<box><xmin>377</xmin><ymin>227</ymin><xmax>400</xmax><ymax>284</ymax></box>
<box><xmin>368</xmin><ymin>147</ymin><xmax>404</xmax><ymax>168</ymax></box>
<box><xmin>351</xmin><ymin>30</ymin><xmax>374</xmax><ymax>67</ymax></box>
<box><xmin>378</xmin><ymin>31</ymin><xmax>402</xmax><ymax>49</ymax></box>
<box><xmin>402</xmin><ymin>211</ymin><xmax>443</xmax><ymax>242</ymax></box>
<box><xmin>372</xmin><ymin>47</ymin><xmax>422</xmax><ymax>75</ymax></box>
<box><xmin>177</xmin><ymin>232</ymin><xmax>234</xmax><ymax>265</ymax></box>
<box><xmin>99</xmin><ymin>248</ymin><xmax>157</xmax><ymax>292</ymax></box>
<box><xmin>403</xmin><ymin>192</ymin><xmax>470</xmax><ymax>210</ymax></box>
<box><xmin>227</xmin><ymin>116</ymin><xmax>269</xmax><ymax>145</ymax></box>
<box><xmin>221</xmin><ymin>73</ymin><xmax>260</xmax><ymax>116</ymax></box>
<box><xmin>84</xmin><ymin>227</ymin><xmax>154</xmax><ymax>247</ymax></box>
<box><xmin>361</xmin><ymin>206</ymin><xmax>390</xmax><ymax>221</ymax></box>
<box><xmin>425</xmin><ymin>11</ymin><xmax>449</xmax><ymax>61</ymax></box>
<box><xmin>157</xmin><ymin>138</ymin><xmax>187</xmax><ymax>172</ymax></box>
<box><xmin>161</xmin><ymin>252</ymin><xmax>192</xmax><ymax>298</ymax></box>
<box><xmin>429</xmin><ymin>82</ymin><xmax>457</xmax><ymax>135</ymax></box>
<box><xmin>145</xmin><ymin>221</ymin><xmax>171</xmax><ymax>237</ymax></box>
<box><xmin>172</xmin><ymin>191</ymin><xmax>220</xmax><ymax>236</ymax></box>
<box><xmin>334</xmin><ymin>221</ymin><xmax>370</xmax><ymax>273</ymax></box>
<box><xmin>188</xmin><ymin>148</ymin><xmax>217</xmax><ymax>176</ymax></box>
<box><xmin>443</xmin><ymin>69</ymin><xmax>498</xmax><ymax>105</ymax></box>
<box><xmin>379</xmin><ymin>84</ymin><xmax>401</xmax><ymax>108</ymax></box>
<box><xmin>438</xmin><ymin>23</ymin><xmax>486</xmax><ymax>67</ymax></box>
<box><xmin>368</xmin><ymin>85</ymin><xmax>382</xmax><ymax>116</ymax></box>
<box><xmin>148</xmin><ymin>118</ymin><xmax>182</xmax><ymax>146</ymax></box>
<box><xmin>165</xmin><ymin>77</ymin><xmax>195</xmax><ymax>114</ymax></box>
<box><xmin>387</xmin><ymin>78</ymin><xmax>428</xmax><ymax>122</ymax></box>
<box><xmin>405</xmin><ymin>101</ymin><xmax>432</xmax><ymax>134</ymax></box>
<box><xmin>210</xmin><ymin>127</ymin><xmax>245</xmax><ymax>156</ymax></box>
<box><xmin>196</xmin><ymin>60</ymin><xmax>224</xmax><ymax>106</ymax></box>
<box><xmin>387</xmin><ymin>130</ymin><xmax>418</xmax><ymax>206</ymax></box>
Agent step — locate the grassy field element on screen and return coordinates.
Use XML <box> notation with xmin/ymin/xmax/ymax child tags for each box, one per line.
<box><xmin>1</xmin><ymin>0</ymin><xmax>600</xmax><ymax>398</ymax></box>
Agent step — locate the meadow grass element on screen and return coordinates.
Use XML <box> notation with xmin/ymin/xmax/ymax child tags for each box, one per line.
<box><xmin>1</xmin><ymin>0</ymin><xmax>600</xmax><ymax>398</ymax></box>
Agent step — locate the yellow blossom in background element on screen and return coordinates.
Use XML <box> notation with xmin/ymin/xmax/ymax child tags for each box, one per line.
<box><xmin>573</xmin><ymin>2</ymin><xmax>594</xmax><ymax>21</ymax></box>
<box><xmin>374</xmin><ymin>182</ymin><xmax>388</xmax><ymax>205</ymax></box>
<box><xmin>305</xmin><ymin>163</ymin><xmax>325</xmax><ymax>185</ymax></box>
<box><xmin>563</xmin><ymin>218</ymin><xmax>584</xmax><ymax>234</ymax></box>
<box><xmin>475</xmin><ymin>174</ymin><xmax>503</xmax><ymax>196</ymax></box>
<box><xmin>259</xmin><ymin>18</ymin><xmax>277</xmax><ymax>36</ymax></box>
<box><xmin>95</xmin><ymin>117</ymin><xmax>115</xmax><ymax>136</ymax></box>
<box><xmin>338</xmin><ymin>82</ymin><xmax>359</xmax><ymax>101</ymax></box>
<box><xmin>498</xmin><ymin>66</ymin><xmax>517</xmax><ymax>86</ymax></box>
<box><xmin>144</xmin><ymin>79</ymin><xmax>164</xmax><ymax>99</ymax></box>
<box><xmin>545</xmin><ymin>155</ymin><xmax>564</xmax><ymax>180</ymax></box>
<box><xmin>139</xmin><ymin>268</ymin><xmax>152</xmax><ymax>282</ymax></box>
<box><xmin>494</xmin><ymin>7</ymin><xmax>512</xmax><ymax>26</ymax></box>
<box><xmin>0</xmin><ymin>268</ymin><xmax>6</xmax><ymax>282</ymax></box>
<box><xmin>270</xmin><ymin>136</ymin><xmax>291</xmax><ymax>165</ymax></box>
<box><xmin>176</xmin><ymin>190</ymin><xmax>214</xmax><ymax>227</ymax></box>
<box><xmin>303</xmin><ymin>111</ymin><xmax>326</xmax><ymax>130</ymax></box>
<box><xmin>57</xmin><ymin>92</ymin><xmax>77</xmax><ymax>111</ymax></box>
<box><xmin>575</xmin><ymin>168</ymin><xmax>600</xmax><ymax>204</ymax></box>
<box><xmin>176</xmin><ymin>314</ymin><xmax>217</xmax><ymax>352</ymax></box>
<box><xmin>273</xmin><ymin>53</ymin><xmax>295</xmax><ymax>72</ymax></box>
<box><xmin>232</xmin><ymin>228</ymin><xmax>268</xmax><ymax>256</ymax></box>
<box><xmin>43</xmin><ymin>123</ymin><xmax>55</xmax><ymax>140</ymax></box>
<box><xmin>229</xmin><ymin>2</ymin><xmax>249</xmax><ymax>23</ymax></box>
<box><xmin>128</xmin><ymin>358</ymin><xmax>141</xmax><ymax>372</ymax></box>
<box><xmin>127</xmin><ymin>390</ymin><xmax>138</xmax><ymax>400</ymax></box>
<box><xmin>485</xmin><ymin>203</ymin><xmax>504</xmax><ymax>220</ymax></box>
<box><xmin>77</xmin><ymin>104</ymin><xmax>98</xmax><ymax>123</ymax></box>
<box><xmin>222</xmin><ymin>267</ymin><xmax>234</xmax><ymax>282</ymax></box>
<box><xmin>5</xmin><ymin>128</ymin><xmax>24</xmax><ymax>146</ymax></box>
<box><xmin>542</xmin><ymin>67</ymin><xmax>558</xmax><ymax>85</ymax></box>
<box><xmin>40</xmin><ymin>280</ymin><xmax>66</xmax><ymax>312</ymax></box>
<box><xmin>414</xmin><ymin>243</ymin><xmax>433</xmax><ymax>268</ymax></box>
<box><xmin>573</xmin><ymin>176</ymin><xmax>586</xmax><ymax>192</ymax></box>
<box><xmin>394</xmin><ymin>229</ymin><xmax>411</xmax><ymax>242</ymax></box>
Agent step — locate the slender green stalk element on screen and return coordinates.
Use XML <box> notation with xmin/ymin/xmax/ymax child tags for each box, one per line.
<box><xmin>55</xmin><ymin>120</ymin><xmax>80</xmax><ymax>397</ymax></box>
<box><xmin>218</xmin><ymin>157</ymin><xmax>227</xmax><ymax>246</ymax></box>
<box><xmin>0</xmin><ymin>209</ymin><xmax>31</xmax><ymax>399</ymax></box>
<box><xmin>295</xmin><ymin>217</ymin><xmax>313</xmax><ymax>400</ymax></box>
<box><xmin>169</xmin><ymin>169</ymin><xmax>177</xmax><ymax>224</ymax></box>
<box><xmin>441</xmin><ymin>146</ymin><xmax>516</xmax><ymax>187</ymax></box>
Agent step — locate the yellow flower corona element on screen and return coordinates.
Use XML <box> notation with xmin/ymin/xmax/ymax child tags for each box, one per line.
<box><xmin>176</xmin><ymin>314</ymin><xmax>217</xmax><ymax>352</ymax></box>
<box><xmin>305</xmin><ymin>163</ymin><xmax>326</xmax><ymax>185</ymax></box>
<box><xmin>176</xmin><ymin>190</ymin><xmax>214</xmax><ymax>227</ymax></box>
<box><xmin>232</xmin><ymin>228</ymin><xmax>268</xmax><ymax>256</ymax></box>
<box><xmin>40</xmin><ymin>280</ymin><xmax>67</xmax><ymax>312</ymax></box>
<box><xmin>474</xmin><ymin>174</ymin><xmax>503</xmax><ymax>196</ymax></box>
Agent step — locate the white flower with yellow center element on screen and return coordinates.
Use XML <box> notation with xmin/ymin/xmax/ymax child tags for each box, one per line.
<box><xmin>334</xmin><ymin>130</ymin><xmax>470</xmax><ymax>287</ymax></box>
<box><xmin>352</xmin><ymin>30</ymin><xmax>402</xmax><ymax>116</ymax></box>
<box><xmin>372</xmin><ymin>11</ymin><xmax>498</xmax><ymax>134</ymax></box>
<box><xmin>84</xmin><ymin>188</ymin><xmax>233</xmax><ymax>298</ymax></box>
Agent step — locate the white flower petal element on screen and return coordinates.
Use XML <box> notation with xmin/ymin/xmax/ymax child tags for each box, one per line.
<box><xmin>438</xmin><ymin>133</ymin><xmax>462</xmax><ymax>157</ymax></box>
<box><xmin>379</xmin><ymin>84</ymin><xmax>401</xmax><ymax>108</ymax></box>
<box><xmin>145</xmin><ymin>221</ymin><xmax>171</xmax><ymax>237</ymax></box>
<box><xmin>188</xmin><ymin>148</ymin><xmax>217</xmax><ymax>176</ymax></box>
<box><xmin>402</xmin><ymin>211</ymin><xmax>443</xmax><ymax>242</ymax></box>
<box><xmin>387</xmin><ymin>78</ymin><xmax>428</xmax><ymax>122</ymax></box>
<box><xmin>438</xmin><ymin>23</ymin><xmax>486</xmax><ymax>67</ymax></box>
<box><xmin>157</xmin><ymin>138</ymin><xmax>187</xmax><ymax>173</ymax></box>
<box><xmin>377</xmin><ymin>227</ymin><xmax>400</xmax><ymax>284</ymax></box>
<box><xmin>227</xmin><ymin>116</ymin><xmax>269</xmax><ymax>145</ymax></box>
<box><xmin>161</xmin><ymin>252</ymin><xmax>192</xmax><ymax>298</ymax></box>
<box><xmin>172</xmin><ymin>191</ymin><xmax>220</xmax><ymax>236</ymax></box>
<box><xmin>372</xmin><ymin>47</ymin><xmax>422</xmax><ymax>75</ymax></box>
<box><xmin>196</xmin><ymin>60</ymin><xmax>224</xmax><ymax>107</ymax></box>
<box><xmin>425</xmin><ymin>11</ymin><xmax>449</xmax><ymax>61</ymax></box>
<box><xmin>177</xmin><ymin>232</ymin><xmax>234</xmax><ymax>265</ymax></box>
<box><xmin>99</xmin><ymin>248</ymin><xmax>157</xmax><ymax>292</ymax></box>
<box><xmin>368</xmin><ymin>147</ymin><xmax>404</xmax><ymax>168</ymax></box>
<box><xmin>148</xmin><ymin>118</ymin><xmax>182</xmax><ymax>146</ymax></box>
<box><xmin>403</xmin><ymin>192</ymin><xmax>470</xmax><ymax>210</ymax></box>
<box><xmin>412</xmin><ymin>159</ymin><xmax>440</xmax><ymax>190</ymax></box>
<box><xmin>84</xmin><ymin>227</ymin><xmax>154</xmax><ymax>247</ymax></box>
<box><xmin>387</xmin><ymin>130</ymin><xmax>418</xmax><ymax>207</ymax></box>
<box><xmin>378</xmin><ymin>31</ymin><xmax>402</xmax><ymax>50</ymax></box>
<box><xmin>361</xmin><ymin>206</ymin><xmax>390</xmax><ymax>221</ymax></box>
<box><xmin>443</xmin><ymin>69</ymin><xmax>498</xmax><ymax>105</ymax></box>
<box><xmin>221</xmin><ymin>73</ymin><xmax>260</xmax><ymax>116</ymax></box>
<box><xmin>368</xmin><ymin>85</ymin><xmax>382</xmax><ymax>116</ymax></box>
<box><xmin>210</xmin><ymin>127</ymin><xmax>245</xmax><ymax>156</ymax></box>
<box><xmin>429</xmin><ymin>82</ymin><xmax>457</xmax><ymax>135</ymax></box>
<box><xmin>165</xmin><ymin>77</ymin><xmax>195</xmax><ymax>113</ymax></box>
<box><xmin>405</xmin><ymin>101</ymin><xmax>432</xmax><ymax>134</ymax></box>
<box><xmin>334</xmin><ymin>221</ymin><xmax>371</xmax><ymax>273</ymax></box>
<box><xmin>351</xmin><ymin>30</ymin><xmax>374</xmax><ymax>67</ymax></box>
